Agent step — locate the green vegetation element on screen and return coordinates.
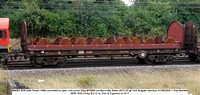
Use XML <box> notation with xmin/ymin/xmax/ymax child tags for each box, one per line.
<box><xmin>77</xmin><ymin>76</ymin><xmax>96</xmax><ymax>88</ymax></box>
<box><xmin>1</xmin><ymin>0</ymin><xmax>200</xmax><ymax>38</ymax></box>
<box><xmin>0</xmin><ymin>68</ymin><xmax>8</xmax><ymax>95</ymax></box>
<box><xmin>11</xmin><ymin>69</ymin><xmax>200</xmax><ymax>94</ymax></box>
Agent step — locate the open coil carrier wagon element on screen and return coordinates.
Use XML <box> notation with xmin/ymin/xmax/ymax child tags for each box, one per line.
<box><xmin>18</xmin><ymin>21</ymin><xmax>199</xmax><ymax>67</ymax></box>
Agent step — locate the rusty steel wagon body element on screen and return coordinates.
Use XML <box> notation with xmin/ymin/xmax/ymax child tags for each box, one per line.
<box><xmin>17</xmin><ymin>21</ymin><xmax>198</xmax><ymax>67</ymax></box>
<box><xmin>0</xmin><ymin>18</ymin><xmax>198</xmax><ymax>67</ymax></box>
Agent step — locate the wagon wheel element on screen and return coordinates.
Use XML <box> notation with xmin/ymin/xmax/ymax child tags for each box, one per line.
<box><xmin>166</xmin><ymin>55</ymin><xmax>173</xmax><ymax>64</ymax></box>
<box><xmin>57</xmin><ymin>62</ymin><xmax>66</xmax><ymax>67</ymax></box>
<box><xmin>33</xmin><ymin>62</ymin><xmax>43</xmax><ymax>68</ymax></box>
<box><xmin>166</xmin><ymin>59</ymin><xmax>173</xmax><ymax>64</ymax></box>
<box><xmin>57</xmin><ymin>57</ymin><xmax>66</xmax><ymax>67</ymax></box>
<box><xmin>143</xmin><ymin>55</ymin><xmax>154</xmax><ymax>64</ymax></box>
<box><xmin>137</xmin><ymin>57</ymin><xmax>145</xmax><ymax>64</ymax></box>
<box><xmin>3</xmin><ymin>59</ymin><xmax>8</xmax><ymax>65</ymax></box>
<box><xmin>32</xmin><ymin>57</ymin><xmax>43</xmax><ymax>68</ymax></box>
<box><xmin>188</xmin><ymin>53</ymin><xmax>198</xmax><ymax>62</ymax></box>
<box><xmin>0</xmin><ymin>61</ymin><xmax>2</xmax><ymax>66</ymax></box>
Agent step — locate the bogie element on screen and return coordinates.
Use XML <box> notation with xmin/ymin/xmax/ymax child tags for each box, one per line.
<box><xmin>137</xmin><ymin>55</ymin><xmax>173</xmax><ymax>64</ymax></box>
<box><xmin>143</xmin><ymin>55</ymin><xmax>154</xmax><ymax>64</ymax></box>
<box><xmin>188</xmin><ymin>53</ymin><xmax>198</xmax><ymax>62</ymax></box>
<box><xmin>31</xmin><ymin>57</ymin><xmax>67</xmax><ymax>67</ymax></box>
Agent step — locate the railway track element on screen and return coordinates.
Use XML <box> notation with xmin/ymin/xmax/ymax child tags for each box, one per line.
<box><xmin>3</xmin><ymin>56</ymin><xmax>199</xmax><ymax>70</ymax></box>
<box><xmin>4</xmin><ymin>60</ymin><xmax>200</xmax><ymax>78</ymax></box>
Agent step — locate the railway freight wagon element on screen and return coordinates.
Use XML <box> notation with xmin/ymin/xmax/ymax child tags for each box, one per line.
<box><xmin>0</xmin><ymin>18</ymin><xmax>199</xmax><ymax>67</ymax></box>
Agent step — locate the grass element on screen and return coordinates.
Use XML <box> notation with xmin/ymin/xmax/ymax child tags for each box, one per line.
<box><xmin>0</xmin><ymin>68</ymin><xmax>8</xmax><ymax>95</ymax></box>
<box><xmin>8</xmin><ymin>69</ymin><xmax>200</xmax><ymax>95</ymax></box>
<box><xmin>77</xmin><ymin>76</ymin><xmax>96</xmax><ymax>88</ymax></box>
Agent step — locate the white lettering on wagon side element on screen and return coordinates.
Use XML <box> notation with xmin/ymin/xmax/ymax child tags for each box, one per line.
<box><xmin>78</xmin><ymin>51</ymin><xmax>84</xmax><ymax>54</ymax></box>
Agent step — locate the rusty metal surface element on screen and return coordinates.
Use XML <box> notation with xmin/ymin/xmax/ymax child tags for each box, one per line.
<box><xmin>53</xmin><ymin>36</ymin><xmax>63</xmax><ymax>44</ymax></box>
<box><xmin>75</xmin><ymin>38</ymin><xmax>87</xmax><ymax>45</ymax></box>
<box><xmin>29</xmin><ymin>38</ymin><xmax>34</xmax><ymax>45</ymax></box>
<box><xmin>86</xmin><ymin>36</ymin><xmax>93</xmax><ymax>44</ymax></box>
<box><xmin>154</xmin><ymin>36</ymin><xmax>162</xmax><ymax>44</ymax></box>
<box><xmin>183</xmin><ymin>21</ymin><xmax>198</xmax><ymax>51</ymax></box>
<box><xmin>165</xmin><ymin>37</ymin><xmax>175</xmax><ymax>44</ymax></box>
<box><xmin>91</xmin><ymin>38</ymin><xmax>103</xmax><ymax>45</ymax></box>
<box><xmin>37</xmin><ymin>38</ymin><xmax>50</xmax><ymax>45</ymax></box>
<box><xmin>20</xmin><ymin>21</ymin><xmax>28</xmax><ymax>55</ymax></box>
<box><xmin>27</xmin><ymin>44</ymin><xmax>182</xmax><ymax>50</ymax></box>
<box><xmin>5</xmin><ymin>20</ymin><xmax>200</xmax><ymax>67</ymax></box>
<box><xmin>144</xmin><ymin>37</ymin><xmax>154</xmax><ymax>44</ymax></box>
<box><xmin>18</xmin><ymin>21</ymin><xmax>195</xmax><ymax>67</ymax></box>
<box><xmin>104</xmin><ymin>36</ymin><xmax>115</xmax><ymax>44</ymax></box>
<box><xmin>33</xmin><ymin>37</ymin><xmax>41</xmax><ymax>45</ymax></box>
<box><xmin>114</xmin><ymin>38</ymin><xmax>126</xmax><ymax>44</ymax></box>
<box><xmin>131</xmin><ymin>37</ymin><xmax>142</xmax><ymax>44</ymax></box>
<box><xmin>70</xmin><ymin>36</ymin><xmax>79</xmax><ymax>44</ymax></box>
<box><xmin>27</xmin><ymin>48</ymin><xmax>179</xmax><ymax>58</ymax></box>
<box><xmin>59</xmin><ymin>38</ymin><xmax>72</xmax><ymax>45</ymax></box>
<box><xmin>123</xmin><ymin>36</ymin><xmax>131</xmax><ymax>44</ymax></box>
<box><xmin>167</xmin><ymin>21</ymin><xmax>183</xmax><ymax>44</ymax></box>
<box><xmin>136</xmin><ymin>36</ymin><xmax>143</xmax><ymax>43</ymax></box>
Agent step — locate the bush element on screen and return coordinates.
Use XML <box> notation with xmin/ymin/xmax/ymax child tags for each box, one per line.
<box><xmin>77</xmin><ymin>76</ymin><xmax>96</xmax><ymax>88</ymax></box>
<box><xmin>1</xmin><ymin>0</ymin><xmax>199</xmax><ymax>38</ymax></box>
